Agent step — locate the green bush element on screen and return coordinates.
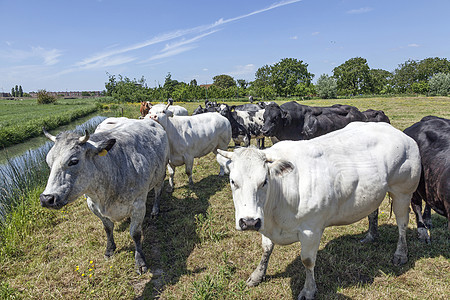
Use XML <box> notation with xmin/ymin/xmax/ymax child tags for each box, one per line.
<box><xmin>36</xmin><ymin>90</ymin><xmax>57</xmax><ymax>104</ymax></box>
<box><xmin>429</xmin><ymin>72</ymin><xmax>450</xmax><ymax>96</ymax></box>
<box><xmin>316</xmin><ymin>74</ymin><xmax>337</xmax><ymax>99</ymax></box>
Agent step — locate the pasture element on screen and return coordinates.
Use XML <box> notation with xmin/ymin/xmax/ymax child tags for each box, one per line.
<box><xmin>0</xmin><ymin>97</ymin><xmax>449</xmax><ymax>299</ymax></box>
<box><xmin>0</xmin><ymin>98</ymin><xmax>98</xmax><ymax>147</ymax></box>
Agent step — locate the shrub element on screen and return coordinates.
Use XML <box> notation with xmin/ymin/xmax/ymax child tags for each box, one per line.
<box><xmin>316</xmin><ymin>74</ymin><xmax>337</xmax><ymax>99</ymax></box>
<box><xmin>36</xmin><ymin>89</ymin><xmax>57</xmax><ymax>104</ymax></box>
<box><xmin>429</xmin><ymin>72</ymin><xmax>450</xmax><ymax>96</ymax></box>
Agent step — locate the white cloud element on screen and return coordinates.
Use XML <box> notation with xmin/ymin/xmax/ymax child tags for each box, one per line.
<box><xmin>203</xmin><ymin>68</ymin><xmax>208</xmax><ymax>71</ymax></box>
<box><xmin>142</xmin><ymin>46</ymin><xmax>197</xmax><ymax>63</ymax></box>
<box><xmin>0</xmin><ymin>46</ymin><xmax>62</xmax><ymax>66</ymax></box>
<box><xmin>311</xmin><ymin>31</ymin><xmax>320</xmax><ymax>36</ymax></box>
<box><xmin>408</xmin><ymin>43</ymin><xmax>420</xmax><ymax>48</ymax></box>
<box><xmin>290</xmin><ymin>36</ymin><xmax>298</xmax><ymax>40</ymax></box>
<box><xmin>228</xmin><ymin>64</ymin><xmax>256</xmax><ymax>77</ymax></box>
<box><xmin>73</xmin><ymin>0</ymin><xmax>302</xmax><ymax>70</ymax></box>
<box><xmin>347</xmin><ymin>7</ymin><xmax>373</xmax><ymax>14</ymax></box>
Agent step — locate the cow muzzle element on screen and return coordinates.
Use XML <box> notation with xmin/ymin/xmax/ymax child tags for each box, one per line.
<box><xmin>40</xmin><ymin>193</ymin><xmax>65</xmax><ymax>209</ymax></box>
<box><xmin>239</xmin><ymin>218</ymin><xmax>262</xmax><ymax>231</ymax></box>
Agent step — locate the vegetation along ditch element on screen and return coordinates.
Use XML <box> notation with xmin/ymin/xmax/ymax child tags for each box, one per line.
<box><xmin>0</xmin><ymin>116</ymin><xmax>106</xmax><ymax>224</ymax></box>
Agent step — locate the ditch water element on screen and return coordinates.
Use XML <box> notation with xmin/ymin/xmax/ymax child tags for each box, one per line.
<box><xmin>0</xmin><ymin>115</ymin><xmax>108</xmax><ymax>222</ymax></box>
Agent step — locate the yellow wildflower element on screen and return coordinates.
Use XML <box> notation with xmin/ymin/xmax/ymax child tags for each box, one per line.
<box><xmin>81</xmin><ymin>273</ymin><xmax>85</xmax><ymax>277</ymax></box>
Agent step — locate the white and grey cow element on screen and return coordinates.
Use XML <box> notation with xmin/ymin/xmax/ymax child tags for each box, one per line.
<box><xmin>218</xmin><ymin>122</ymin><xmax>421</xmax><ymax>299</ymax></box>
<box><xmin>149</xmin><ymin>103</ymin><xmax>188</xmax><ymax>116</ymax></box>
<box><xmin>149</xmin><ymin>107</ymin><xmax>232</xmax><ymax>192</ymax></box>
<box><xmin>40</xmin><ymin>118</ymin><xmax>169</xmax><ymax>274</ymax></box>
<box><xmin>219</xmin><ymin>103</ymin><xmax>266</xmax><ymax>148</ymax></box>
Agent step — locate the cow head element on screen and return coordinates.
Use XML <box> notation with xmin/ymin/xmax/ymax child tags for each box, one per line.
<box><xmin>140</xmin><ymin>101</ymin><xmax>151</xmax><ymax>117</ymax></box>
<box><xmin>261</xmin><ymin>103</ymin><xmax>288</xmax><ymax>137</ymax></box>
<box><xmin>40</xmin><ymin>129</ymin><xmax>116</xmax><ymax>209</ymax></box>
<box><xmin>218</xmin><ymin>147</ymin><xmax>294</xmax><ymax>232</ymax></box>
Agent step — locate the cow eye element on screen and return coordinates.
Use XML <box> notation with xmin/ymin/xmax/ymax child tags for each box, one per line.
<box><xmin>68</xmin><ymin>158</ymin><xmax>79</xmax><ymax>166</ymax></box>
<box><xmin>261</xmin><ymin>178</ymin><xmax>268</xmax><ymax>187</ymax></box>
<box><xmin>230</xmin><ymin>179</ymin><xmax>239</xmax><ymax>189</ymax></box>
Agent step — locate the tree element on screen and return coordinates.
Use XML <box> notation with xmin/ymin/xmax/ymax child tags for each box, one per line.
<box><xmin>19</xmin><ymin>85</ymin><xmax>23</xmax><ymax>97</ymax></box>
<box><xmin>190</xmin><ymin>79</ymin><xmax>197</xmax><ymax>87</ymax></box>
<box><xmin>237</xmin><ymin>79</ymin><xmax>248</xmax><ymax>89</ymax></box>
<box><xmin>163</xmin><ymin>72</ymin><xmax>179</xmax><ymax>97</ymax></box>
<box><xmin>36</xmin><ymin>89</ymin><xmax>57</xmax><ymax>104</ymax></box>
<box><xmin>368</xmin><ymin>69</ymin><xmax>392</xmax><ymax>94</ymax></box>
<box><xmin>271</xmin><ymin>58</ymin><xmax>314</xmax><ymax>97</ymax></box>
<box><xmin>14</xmin><ymin>85</ymin><xmax>19</xmax><ymax>97</ymax></box>
<box><xmin>411</xmin><ymin>81</ymin><xmax>429</xmax><ymax>95</ymax></box>
<box><xmin>213</xmin><ymin>74</ymin><xmax>236</xmax><ymax>89</ymax></box>
<box><xmin>315</xmin><ymin>74</ymin><xmax>337</xmax><ymax>99</ymax></box>
<box><xmin>429</xmin><ymin>73</ymin><xmax>450</xmax><ymax>96</ymax></box>
<box><xmin>333</xmin><ymin>57</ymin><xmax>371</xmax><ymax>95</ymax></box>
<box><xmin>11</xmin><ymin>87</ymin><xmax>14</xmax><ymax>97</ymax></box>
<box><xmin>391</xmin><ymin>57</ymin><xmax>450</xmax><ymax>92</ymax></box>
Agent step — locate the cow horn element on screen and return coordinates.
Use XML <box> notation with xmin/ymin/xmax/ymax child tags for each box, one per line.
<box><xmin>217</xmin><ymin>149</ymin><xmax>233</xmax><ymax>160</ymax></box>
<box><xmin>78</xmin><ymin>130</ymin><xmax>90</xmax><ymax>144</ymax></box>
<box><xmin>42</xmin><ymin>127</ymin><xmax>56</xmax><ymax>142</ymax></box>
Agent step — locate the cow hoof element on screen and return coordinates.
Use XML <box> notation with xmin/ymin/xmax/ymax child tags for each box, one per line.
<box><xmin>298</xmin><ymin>288</ymin><xmax>316</xmax><ymax>300</ymax></box>
<box><xmin>136</xmin><ymin>265</ymin><xmax>148</xmax><ymax>275</ymax></box>
<box><xmin>151</xmin><ymin>208</ymin><xmax>160</xmax><ymax>218</ymax></box>
<box><xmin>392</xmin><ymin>254</ymin><xmax>408</xmax><ymax>266</ymax></box>
<box><xmin>417</xmin><ymin>228</ymin><xmax>431</xmax><ymax>244</ymax></box>
<box><xmin>246</xmin><ymin>275</ymin><xmax>263</xmax><ymax>287</ymax></box>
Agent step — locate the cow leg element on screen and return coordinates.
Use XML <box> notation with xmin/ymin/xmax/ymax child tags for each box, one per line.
<box><xmin>297</xmin><ymin>229</ymin><xmax>323</xmax><ymax>300</ymax></box>
<box><xmin>247</xmin><ymin>234</ymin><xmax>274</xmax><ymax>287</ymax></box>
<box><xmin>130</xmin><ymin>199</ymin><xmax>148</xmax><ymax>274</ymax></box>
<box><xmin>151</xmin><ymin>174</ymin><xmax>165</xmax><ymax>217</ymax></box>
<box><xmin>391</xmin><ymin>192</ymin><xmax>410</xmax><ymax>266</ymax></box>
<box><xmin>86</xmin><ymin>198</ymin><xmax>116</xmax><ymax>257</ymax></box>
<box><xmin>361</xmin><ymin>209</ymin><xmax>379</xmax><ymax>243</ymax></box>
<box><xmin>166</xmin><ymin>163</ymin><xmax>176</xmax><ymax>193</ymax></box>
<box><xmin>184</xmin><ymin>156</ymin><xmax>195</xmax><ymax>188</ymax></box>
<box><xmin>422</xmin><ymin>203</ymin><xmax>432</xmax><ymax>229</ymax></box>
<box><xmin>411</xmin><ymin>192</ymin><xmax>430</xmax><ymax>243</ymax></box>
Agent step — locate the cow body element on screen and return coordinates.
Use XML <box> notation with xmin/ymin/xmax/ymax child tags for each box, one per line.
<box><xmin>40</xmin><ymin>118</ymin><xmax>169</xmax><ymax>274</ymax></box>
<box><xmin>262</xmin><ymin>101</ymin><xmax>390</xmax><ymax>141</ymax></box>
<box><xmin>150</xmin><ymin>111</ymin><xmax>231</xmax><ymax>191</ymax></box>
<box><xmin>404</xmin><ymin>116</ymin><xmax>450</xmax><ymax>242</ymax></box>
<box><xmin>219</xmin><ymin>104</ymin><xmax>266</xmax><ymax>148</ymax></box>
<box><xmin>140</xmin><ymin>102</ymin><xmax>188</xmax><ymax>117</ymax></box>
<box><xmin>218</xmin><ymin>122</ymin><xmax>421</xmax><ymax>299</ymax></box>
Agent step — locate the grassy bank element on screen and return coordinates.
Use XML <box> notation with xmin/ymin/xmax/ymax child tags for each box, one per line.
<box><xmin>0</xmin><ymin>97</ymin><xmax>449</xmax><ymax>299</ymax></box>
<box><xmin>0</xmin><ymin>98</ymin><xmax>99</xmax><ymax>147</ymax></box>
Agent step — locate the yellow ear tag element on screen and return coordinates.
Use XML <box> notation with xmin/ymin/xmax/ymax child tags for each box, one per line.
<box><xmin>98</xmin><ymin>149</ymin><xmax>108</xmax><ymax>157</ymax></box>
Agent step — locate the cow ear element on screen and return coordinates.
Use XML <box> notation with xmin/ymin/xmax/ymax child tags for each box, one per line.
<box><xmin>95</xmin><ymin>138</ymin><xmax>116</xmax><ymax>156</ymax></box>
<box><xmin>267</xmin><ymin>160</ymin><xmax>294</xmax><ymax>177</ymax></box>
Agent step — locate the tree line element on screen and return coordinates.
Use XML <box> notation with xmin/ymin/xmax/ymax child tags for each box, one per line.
<box><xmin>104</xmin><ymin>56</ymin><xmax>450</xmax><ymax>102</ymax></box>
<box><xmin>10</xmin><ymin>85</ymin><xmax>24</xmax><ymax>97</ymax></box>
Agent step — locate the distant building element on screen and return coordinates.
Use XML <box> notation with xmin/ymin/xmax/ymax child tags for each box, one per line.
<box><xmin>28</xmin><ymin>91</ymin><xmax>103</xmax><ymax>98</ymax></box>
<box><xmin>0</xmin><ymin>92</ymin><xmax>11</xmax><ymax>97</ymax></box>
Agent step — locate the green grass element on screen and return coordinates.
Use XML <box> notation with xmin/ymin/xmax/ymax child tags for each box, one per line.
<box><xmin>0</xmin><ymin>97</ymin><xmax>449</xmax><ymax>299</ymax></box>
<box><xmin>0</xmin><ymin>98</ymin><xmax>99</xmax><ymax>147</ymax></box>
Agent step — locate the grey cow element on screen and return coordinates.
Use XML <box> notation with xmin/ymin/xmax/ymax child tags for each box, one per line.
<box><xmin>40</xmin><ymin>118</ymin><xmax>169</xmax><ymax>274</ymax></box>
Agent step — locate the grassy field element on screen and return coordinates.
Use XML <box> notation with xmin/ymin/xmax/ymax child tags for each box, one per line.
<box><xmin>0</xmin><ymin>97</ymin><xmax>449</xmax><ymax>299</ymax></box>
<box><xmin>0</xmin><ymin>98</ymin><xmax>98</xmax><ymax>147</ymax></box>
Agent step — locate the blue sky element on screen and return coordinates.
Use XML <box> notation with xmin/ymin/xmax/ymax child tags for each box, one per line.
<box><xmin>1</xmin><ymin>0</ymin><xmax>449</xmax><ymax>93</ymax></box>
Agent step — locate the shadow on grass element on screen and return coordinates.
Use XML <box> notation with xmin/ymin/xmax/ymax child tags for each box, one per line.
<box><xmin>267</xmin><ymin>222</ymin><xmax>450</xmax><ymax>300</ymax></box>
<box><xmin>137</xmin><ymin>173</ymin><xmax>229</xmax><ymax>299</ymax></box>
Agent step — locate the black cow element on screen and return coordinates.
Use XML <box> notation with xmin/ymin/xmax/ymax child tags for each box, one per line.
<box><xmin>366</xmin><ymin>115</ymin><xmax>450</xmax><ymax>244</ymax></box>
<box><xmin>192</xmin><ymin>105</ymin><xmax>218</xmax><ymax>115</ymax></box>
<box><xmin>404</xmin><ymin>116</ymin><xmax>449</xmax><ymax>242</ymax></box>
<box><xmin>261</xmin><ymin>101</ymin><xmax>390</xmax><ymax>141</ymax></box>
<box><xmin>231</xmin><ymin>103</ymin><xmax>262</xmax><ymax>112</ymax></box>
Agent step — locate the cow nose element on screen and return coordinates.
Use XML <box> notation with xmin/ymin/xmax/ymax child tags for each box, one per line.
<box><xmin>40</xmin><ymin>194</ymin><xmax>56</xmax><ymax>208</ymax></box>
<box><xmin>239</xmin><ymin>218</ymin><xmax>262</xmax><ymax>231</ymax></box>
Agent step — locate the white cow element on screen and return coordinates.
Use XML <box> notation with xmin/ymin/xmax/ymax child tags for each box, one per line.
<box><xmin>149</xmin><ymin>103</ymin><xmax>188</xmax><ymax>116</ymax></box>
<box><xmin>40</xmin><ymin>118</ymin><xmax>169</xmax><ymax>274</ymax></box>
<box><xmin>150</xmin><ymin>108</ymin><xmax>232</xmax><ymax>192</ymax></box>
<box><xmin>218</xmin><ymin>122</ymin><xmax>421</xmax><ymax>299</ymax></box>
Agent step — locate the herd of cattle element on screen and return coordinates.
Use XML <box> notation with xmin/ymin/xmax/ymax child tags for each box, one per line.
<box><xmin>39</xmin><ymin>99</ymin><xmax>449</xmax><ymax>299</ymax></box>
